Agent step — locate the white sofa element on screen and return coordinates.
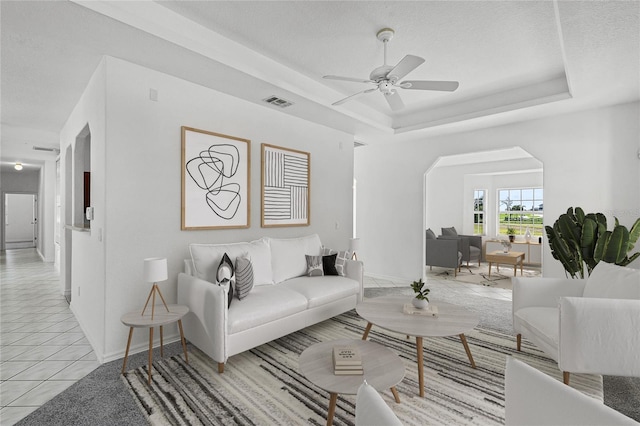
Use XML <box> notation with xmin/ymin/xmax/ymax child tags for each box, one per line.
<box><xmin>513</xmin><ymin>261</ymin><xmax>640</xmax><ymax>384</ymax></box>
<box><xmin>505</xmin><ymin>357</ymin><xmax>639</xmax><ymax>425</ymax></box>
<box><xmin>178</xmin><ymin>234</ymin><xmax>364</xmax><ymax>372</ymax></box>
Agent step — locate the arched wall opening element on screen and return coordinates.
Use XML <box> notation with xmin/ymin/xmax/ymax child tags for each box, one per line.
<box><xmin>423</xmin><ymin>147</ymin><xmax>544</xmax><ymax>281</ymax></box>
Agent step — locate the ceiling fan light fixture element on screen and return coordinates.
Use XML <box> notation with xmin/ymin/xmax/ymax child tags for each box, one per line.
<box><xmin>324</xmin><ymin>27</ymin><xmax>459</xmax><ymax>110</ymax></box>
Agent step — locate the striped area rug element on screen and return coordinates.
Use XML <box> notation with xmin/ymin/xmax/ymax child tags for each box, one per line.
<box><xmin>122</xmin><ymin>310</ymin><xmax>602</xmax><ymax>425</ymax></box>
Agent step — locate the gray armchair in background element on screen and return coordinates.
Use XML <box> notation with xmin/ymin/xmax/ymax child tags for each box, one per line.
<box><xmin>425</xmin><ymin>229</ymin><xmax>462</xmax><ymax>276</ymax></box>
<box><xmin>441</xmin><ymin>227</ymin><xmax>482</xmax><ymax>268</ymax></box>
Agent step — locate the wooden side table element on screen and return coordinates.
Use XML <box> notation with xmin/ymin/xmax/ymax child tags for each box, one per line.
<box><xmin>120</xmin><ymin>304</ymin><xmax>189</xmax><ymax>384</ymax></box>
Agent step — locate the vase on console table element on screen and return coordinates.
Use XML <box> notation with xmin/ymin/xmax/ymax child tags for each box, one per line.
<box><xmin>524</xmin><ymin>227</ymin><xmax>532</xmax><ymax>243</ymax></box>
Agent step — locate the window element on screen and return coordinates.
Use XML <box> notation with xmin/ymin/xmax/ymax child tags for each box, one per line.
<box><xmin>473</xmin><ymin>189</ymin><xmax>485</xmax><ymax>235</ymax></box>
<box><xmin>498</xmin><ymin>188</ymin><xmax>543</xmax><ymax>236</ymax></box>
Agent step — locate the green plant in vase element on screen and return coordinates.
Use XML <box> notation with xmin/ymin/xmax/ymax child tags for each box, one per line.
<box><xmin>411</xmin><ymin>278</ymin><xmax>430</xmax><ymax>309</ymax></box>
<box><xmin>506</xmin><ymin>227</ymin><xmax>516</xmax><ymax>242</ymax></box>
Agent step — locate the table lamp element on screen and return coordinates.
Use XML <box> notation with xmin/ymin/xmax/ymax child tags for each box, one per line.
<box><xmin>141</xmin><ymin>257</ymin><xmax>170</xmax><ymax>320</ymax></box>
<box><xmin>349</xmin><ymin>238</ymin><xmax>360</xmax><ymax>260</ymax></box>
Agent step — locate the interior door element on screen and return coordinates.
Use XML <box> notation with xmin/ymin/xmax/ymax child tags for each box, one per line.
<box><xmin>4</xmin><ymin>193</ymin><xmax>37</xmax><ymax>249</ymax></box>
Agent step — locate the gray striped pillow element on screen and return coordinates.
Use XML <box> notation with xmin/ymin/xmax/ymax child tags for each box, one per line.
<box><xmin>235</xmin><ymin>254</ymin><xmax>254</xmax><ymax>300</ymax></box>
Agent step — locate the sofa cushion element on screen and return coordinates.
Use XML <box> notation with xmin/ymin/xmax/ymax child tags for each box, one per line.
<box><xmin>305</xmin><ymin>255</ymin><xmax>324</xmax><ymax>277</ymax></box>
<box><xmin>426</xmin><ymin>228</ymin><xmax>437</xmax><ymax>240</ymax></box>
<box><xmin>514</xmin><ymin>307</ymin><xmax>559</xmax><ymax>349</ymax></box>
<box><xmin>227</xmin><ymin>285</ymin><xmax>308</xmax><ymax>334</ymax></box>
<box><xmin>268</xmin><ymin>234</ymin><xmax>322</xmax><ymax>283</ymax></box>
<box><xmin>280</xmin><ymin>276</ymin><xmax>359</xmax><ymax>309</ymax></box>
<box><xmin>190</xmin><ymin>239</ymin><xmax>273</xmax><ymax>286</ymax></box>
<box><xmin>583</xmin><ymin>261</ymin><xmax>640</xmax><ymax>299</ymax></box>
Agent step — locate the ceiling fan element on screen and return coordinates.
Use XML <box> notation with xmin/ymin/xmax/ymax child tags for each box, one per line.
<box><xmin>323</xmin><ymin>28</ymin><xmax>459</xmax><ymax>111</ymax></box>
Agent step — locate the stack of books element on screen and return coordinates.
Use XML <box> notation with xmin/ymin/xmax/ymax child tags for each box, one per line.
<box><xmin>332</xmin><ymin>345</ymin><xmax>363</xmax><ymax>375</ymax></box>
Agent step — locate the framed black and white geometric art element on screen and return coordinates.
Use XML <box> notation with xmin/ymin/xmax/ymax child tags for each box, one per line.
<box><xmin>261</xmin><ymin>143</ymin><xmax>310</xmax><ymax>227</ymax></box>
<box><xmin>181</xmin><ymin>126</ymin><xmax>250</xmax><ymax>230</ymax></box>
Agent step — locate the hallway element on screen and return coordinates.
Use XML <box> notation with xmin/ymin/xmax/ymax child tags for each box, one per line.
<box><xmin>0</xmin><ymin>249</ymin><xmax>98</xmax><ymax>425</ymax></box>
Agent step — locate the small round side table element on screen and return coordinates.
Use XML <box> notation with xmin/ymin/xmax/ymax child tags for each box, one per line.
<box><xmin>120</xmin><ymin>304</ymin><xmax>189</xmax><ymax>384</ymax></box>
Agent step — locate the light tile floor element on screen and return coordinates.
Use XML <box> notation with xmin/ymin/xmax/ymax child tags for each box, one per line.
<box><xmin>0</xmin><ymin>249</ymin><xmax>99</xmax><ymax>426</ymax></box>
<box><xmin>0</xmin><ymin>249</ymin><xmax>512</xmax><ymax>425</ymax></box>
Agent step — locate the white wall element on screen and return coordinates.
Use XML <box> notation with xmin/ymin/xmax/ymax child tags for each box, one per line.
<box><xmin>59</xmin><ymin>59</ymin><xmax>107</xmax><ymax>358</ymax></box>
<box><xmin>356</xmin><ymin>101</ymin><xmax>640</xmax><ymax>282</ymax></box>
<box><xmin>62</xmin><ymin>57</ymin><xmax>355</xmax><ymax>362</ymax></box>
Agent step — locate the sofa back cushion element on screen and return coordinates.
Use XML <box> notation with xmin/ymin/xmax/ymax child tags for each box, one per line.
<box><xmin>189</xmin><ymin>239</ymin><xmax>274</xmax><ymax>286</ymax></box>
<box><xmin>583</xmin><ymin>261</ymin><xmax>640</xmax><ymax>299</ymax></box>
<box><xmin>268</xmin><ymin>234</ymin><xmax>322</xmax><ymax>283</ymax></box>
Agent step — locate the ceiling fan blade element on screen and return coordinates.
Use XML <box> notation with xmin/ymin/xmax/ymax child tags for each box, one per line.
<box><xmin>323</xmin><ymin>75</ymin><xmax>373</xmax><ymax>84</ymax></box>
<box><xmin>384</xmin><ymin>90</ymin><xmax>405</xmax><ymax>111</ymax></box>
<box><xmin>386</xmin><ymin>55</ymin><xmax>425</xmax><ymax>82</ymax></box>
<box><xmin>401</xmin><ymin>80</ymin><xmax>459</xmax><ymax>91</ymax></box>
<box><xmin>332</xmin><ymin>88</ymin><xmax>377</xmax><ymax>106</ymax></box>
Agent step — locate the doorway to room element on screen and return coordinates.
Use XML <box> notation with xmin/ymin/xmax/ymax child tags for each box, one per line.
<box><xmin>3</xmin><ymin>193</ymin><xmax>37</xmax><ymax>249</ymax></box>
<box><xmin>422</xmin><ymin>147</ymin><xmax>544</xmax><ymax>282</ymax></box>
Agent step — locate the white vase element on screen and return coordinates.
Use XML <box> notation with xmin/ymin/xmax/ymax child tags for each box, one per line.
<box><xmin>525</xmin><ymin>227</ymin><xmax>532</xmax><ymax>243</ymax></box>
<box><xmin>412</xmin><ymin>298</ymin><xmax>429</xmax><ymax>309</ymax></box>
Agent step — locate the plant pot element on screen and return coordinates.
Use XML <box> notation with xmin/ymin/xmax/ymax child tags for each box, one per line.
<box><xmin>412</xmin><ymin>298</ymin><xmax>429</xmax><ymax>310</ymax></box>
<box><xmin>508</xmin><ymin>235</ymin><xmax>515</xmax><ymax>243</ymax></box>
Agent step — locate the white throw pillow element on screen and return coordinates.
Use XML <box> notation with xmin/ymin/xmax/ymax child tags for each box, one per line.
<box><xmin>268</xmin><ymin>234</ymin><xmax>322</xmax><ymax>283</ymax></box>
<box><xmin>583</xmin><ymin>261</ymin><xmax>640</xmax><ymax>299</ymax></box>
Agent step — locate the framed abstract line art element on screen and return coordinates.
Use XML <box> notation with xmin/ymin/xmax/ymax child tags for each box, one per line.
<box><xmin>261</xmin><ymin>143</ymin><xmax>310</xmax><ymax>227</ymax></box>
<box><xmin>181</xmin><ymin>126</ymin><xmax>250</xmax><ymax>230</ymax></box>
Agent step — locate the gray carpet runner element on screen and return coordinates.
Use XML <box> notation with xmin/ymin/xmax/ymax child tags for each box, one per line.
<box><xmin>122</xmin><ymin>310</ymin><xmax>602</xmax><ymax>426</ymax></box>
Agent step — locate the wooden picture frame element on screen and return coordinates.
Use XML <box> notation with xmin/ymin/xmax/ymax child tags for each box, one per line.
<box><xmin>181</xmin><ymin>126</ymin><xmax>250</xmax><ymax>230</ymax></box>
<box><xmin>261</xmin><ymin>143</ymin><xmax>310</xmax><ymax>227</ymax></box>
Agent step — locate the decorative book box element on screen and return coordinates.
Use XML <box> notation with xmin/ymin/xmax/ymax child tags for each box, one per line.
<box><xmin>403</xmin><ymin>303</ymin><xmax>439</xmax><ymax>317</ymax></box>
<box><xmin>332</xmin><ymin>345</ymin><xmax>363</xmax><ymax>375</ymax></box>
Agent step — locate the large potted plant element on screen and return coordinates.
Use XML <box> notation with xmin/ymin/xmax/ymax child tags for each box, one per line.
<box><xmin>545</xmin><ymin>207</ymin><xmax>640</xmax><ymax>278</ymax></box>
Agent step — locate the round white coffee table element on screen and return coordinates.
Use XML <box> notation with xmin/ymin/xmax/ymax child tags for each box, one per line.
<box><xmin>356</xmin><ymin>295</ymin><xmax>479</xmax><ymax>397</ymax></box>
<box><xmin>299</xmin><ymin>338</ymin><xmax>404</xmax><ymax>426</ymax></box>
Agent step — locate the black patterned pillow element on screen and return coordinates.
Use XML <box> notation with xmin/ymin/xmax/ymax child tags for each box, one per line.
<box><xmin>235</xmin><ymin>254</ymin><xmax>254</xmax><ymax>300</ymax></box>
<box><xmin>321</xmin><ymin>246</ymin><xmax>351</xmax><ymax>276</ymax></box>
<box><xmin>216</xmin><ymin>253</ymin><xmax>235</xmax><ymax>307</ymax></box>
<box><xmin>322</xmin><ymin>253</ymin><xmax>339</xmax><ymax>276</ymax></box>
<box><xmin>305</xmin><ymin>255</ymin><xmax>324</xmax><ymax>277</ymax></box>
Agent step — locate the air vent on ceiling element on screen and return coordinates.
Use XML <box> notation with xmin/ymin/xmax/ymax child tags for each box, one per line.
<box><xmin>263</xmin><ymin>96</ymin><xmax>294</xmax><ymax>108</ymax></box>
<box><xmin>33</xmin><ymin>146</ymin><xmax>60</xmax><ymax>154</ymax></box>
<box><xmin>354</xmin><ymin>140</ymin><xmax>366</xmax><ymax>148</ymax></box>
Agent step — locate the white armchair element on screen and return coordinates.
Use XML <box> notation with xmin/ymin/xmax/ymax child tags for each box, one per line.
<box><xmin>505</xmin><ymin>357</ymin><xmax>639</xmax><ymax>425</ymax></box>
<box><xmin>512</xmin><ymin>261</ymin><xmax>640</xmax><ymax>385</ymax></box>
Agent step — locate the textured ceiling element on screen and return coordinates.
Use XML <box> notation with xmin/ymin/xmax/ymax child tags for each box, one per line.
<box><xmin>1</xmin><ymin>1</ymin><xmax>639</xmax><ymax>169</ymax></box>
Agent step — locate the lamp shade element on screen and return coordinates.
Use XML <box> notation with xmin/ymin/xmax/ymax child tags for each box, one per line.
<box><xmin>143</xmin><ymin>257</ymin><xmax>167</xmax><ymax>283</ymax></box>
<box><xmin>349</xmin><ymin>238</ymin><xmax>361</xmax><ymax>252</ymax></box>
